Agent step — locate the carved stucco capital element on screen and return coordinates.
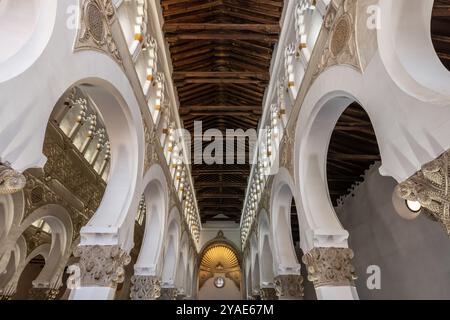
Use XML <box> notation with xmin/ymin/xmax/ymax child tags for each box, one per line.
<box><xmin>0</xmin><ymin>164</ymin><xmax>26</xmax><ymax>194</ymax></box>
<box><xmin>28</xmin><ymin>287</ymin><xmax>59</xmax><ymax>300</ymax></box>
<box><xmin>397</xmin><ymin>150</ymin><xmax>450</xmax><ymax>235</ymax></box>
<box><xmin>159</xmin><ymin>287</ymin><xmax>178</xmax><ymax>300</ymax></box>
<box><xmin>260</xmin><ymin>287</ymin><xmax>278</xmax><ymax>300</ymax></box>
<box><xmin>73</xmin><ymin>245</ymin><xmax>131</xmax><ymax>287</ymax></box>
<box><xmin>274</xmin><ymin>274</ymin><xmax>304</xmax><ymax>299</ymax></box>
<box><xmin>130</xmin><ymin>275</ymin><xmax>161</xmax><ymax>300</ymax></box>
<box><xmin>302</xmin><ymin>247</ymin><xmax>357</xmax><ymax>287</ymax></box>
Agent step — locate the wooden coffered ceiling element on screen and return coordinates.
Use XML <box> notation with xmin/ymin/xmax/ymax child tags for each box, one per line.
<box><xmin>432</xmin><ymin>0</ymin><xmax>450</xmax><ymax>71</ymax></box>
<box><xmin>161</xmin><ymin>0</ymin><xmax>284</xmax><ymax>223</ymax></box>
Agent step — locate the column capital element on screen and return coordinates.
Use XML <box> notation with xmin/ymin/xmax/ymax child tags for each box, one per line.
<box><xmin>397</xmin><ymin>150</ymin><xmax>450</xmax><ymax>235</ymax></box>
<box><xmin>302</xmin><ymin>247</ymin><xmax>357</xmax><ymax>287</ymax></box>
<box><xmin>0</xmin><ymin>164</ymin><xmax>26</xmax><ymax>194</ymax></box>
<box><xmin>28</xmin><ymin>287</ymin><xmax>59</xmax><ymax>300</ymax></box>
<box><xmin>130</xmin><ymin>275</ymin><xmax>161</xmax><ymax>300</ymax></box>
<box><xmin>259</xmin><ymin>287</ymin><xmax>278</xmax><ymax>300</ymax></box>
<box><xmin>74</xmin><ymin>245</ymin><xmax>131</xmax><ymax>287</ymax></box>
<box><xmin>274</xmin><ymin>274</ymin><xmax>304</xmax><ymax>299</ymax></box>
<box><xmin>159</xmin><ymin>287</ymin><xmax>178</xmax><ymax>300</ymax></box>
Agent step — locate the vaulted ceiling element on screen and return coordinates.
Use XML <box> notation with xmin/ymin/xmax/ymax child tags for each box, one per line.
<box><xmin>161</xmin><ymin>0</ymin><xmax>284</xmax><ymax>223</ymax></box>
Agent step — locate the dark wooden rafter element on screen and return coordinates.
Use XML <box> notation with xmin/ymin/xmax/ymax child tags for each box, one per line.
<box><xmin>326</xmin><ymin>103</ymin><xmax>380</xmax><ymax>206</ymax></box>
<box><xmin>161</xmin><ymin>0</ymin><xmax>283</xmax><ymax>222</ymax></box>
<box><xmin>432</xmin><ymin>0</ymin><xmax>450</xmax><ymax>70</ymax></box>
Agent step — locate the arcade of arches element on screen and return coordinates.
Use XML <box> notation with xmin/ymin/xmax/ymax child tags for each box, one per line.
<box><xmin>0</xmin><ymin>0</ymin><xmax>450</xmax><ymax>300</ymax></box>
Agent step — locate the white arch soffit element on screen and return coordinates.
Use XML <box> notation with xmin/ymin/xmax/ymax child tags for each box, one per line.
<box><xmin>257</xmin><ymin>210</ymin><xmax>275</xmax><ymax>284</ymax></box>
<box><xmin>0</xmin><ymin>204</ymin><xmax>73</xmax><ymax>260</ymax></box>
<box><xmin>161</xmin><ymin>209</ymin><xmax>181</xmax><ymax>284</ymax></box>
<box><xmin>179</xmin><ymin>231</ymin><xmax>190</xmax><ymax>270</ymax></box>
<box><xmin>0</xmin><ymin>0</ymin><xmax>57</xmax><ymax>82</ymax></box>
<box><xmin>134</xmin><ymin>165</ymin><xmax>168</xmax><ymax>276</ymax></box>
<box><xmin>269</xmin><ymin>178</ymin><xmax>300</xmax><ymax>272</ymax></box>
<box><xmin>20</xmin><ymin>205</ymin><xmax>73</xmax><ymax>256</ymax></box>
<box><xmin>76</xmin><ymin>81</ymin><xmax>143</xmax><ymax>249</ymax></box>
<box><xmin>249</xmin><ymin>233</ymin><xmax>259</xmax><ymax>279</ymax></box>
<box><xmin>0</xmin><ymin>237</ymin><xmax>25</xmax><ymax>288</ymax></box>
<box><xmin>0</xmin><ymin>2</ymin><xmax>144</xmax><ymax>179</ymax></box>
<box><xmin>0</xmin><ymin>192</ymin><xmax>25</xmax><ymax>244</ymax></box>
<box><xmin>377</xmin><ymin>0</ymin><xmax>450</xmax><ymax>99</ymax></box>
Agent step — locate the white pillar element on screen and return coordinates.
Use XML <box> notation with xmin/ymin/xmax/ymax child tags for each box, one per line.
<box><xmin>69</xmin><ymin>287</ymin><xmax>116</xmax><ymax>300</ymax></box>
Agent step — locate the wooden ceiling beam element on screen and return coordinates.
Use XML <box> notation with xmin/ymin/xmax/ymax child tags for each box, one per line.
<box><xmin>173</xmin><ymin>71</ymin><xmax>270</xmax><ymax>80</ymax></box>
<box><xmin>167</xmin><ymin>33</ymin><xmax>279</xmax><ymax>42</ymax></box>
<box><xmin>165</xmin><ymin>23</ymin><xmax>280</xmax><ymax>33</ymax></box>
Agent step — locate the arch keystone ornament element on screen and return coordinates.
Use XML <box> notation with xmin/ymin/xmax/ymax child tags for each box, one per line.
<box><xmin>302</xmin><ymin>247</ymin><xmax>357</xmax><ymax>287</ymax></box>
<box><xmin>73</xmin><ymin>245</ymin><xmax>131</xmax><ymax>287</ymax></box>
<box><xmin>0</xmin><ymin>164</ymin><xmax>26</xmax><ymax>194</ymax></box>
<box><xmin>397</xmin><ymin>151</ymin><xmax>450</xmax><ymax>236</ymax></box>
<box><xmin>274</xmin><ymin>274</ymin><xmax>304</xmax><ymax>299</ymax></box>
<box><xmin>74</xmin><ymin>0</ymin><xmax>122</xmax><ymax>66</ymax></box>
<box><xmin>130</xmin><ymin>275</ymin><xmax>161</xmax><ymax>300</ymax></box>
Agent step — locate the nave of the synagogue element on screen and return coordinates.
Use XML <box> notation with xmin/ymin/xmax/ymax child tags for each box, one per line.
<box><xmin>0</xmin><ymin>0</ymin><xmax>450</xmax><ymax>301</ymax></box>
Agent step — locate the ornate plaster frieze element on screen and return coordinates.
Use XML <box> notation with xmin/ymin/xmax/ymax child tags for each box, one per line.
<box><xmin>279</xmin><ymin>131</ymin><xmax>295</xmax><ymax>178</ymax></box>
<box><xmin>274</xmin><ymin>274</ymin><xmax>304</xmax><ymax>299</ymax></box>
<box><xmin>28</xmin><ymin>287</ymin><xmax>59</xmax><ymax>300</ymax></box>
<box><xmin>302</xmin><ymin>247</ymin><xmax>357</xmax><ymax>287</ymax></box>
<box><xmin>313</xmin><ymin>0</ymin><xmax>361</xmax><ymax>80</ymax></box>
<box><xmin>143</xmin><ymin>119</ymin><xmax>159</xmax><ymax>173</ymax></box>
<box><xmin>260</xmin><ymin>287</ymin><xmax>278</xmax><ymax>300</ymax></box>
<box><xmin>0</xmin><ymin>164</ymin><xmax>26</xmax><ymax>195</ymax></box>
<box><xmin>74</xmin><ymin>0</ymin><xmax>122</xmax><ymax>66</ymax></box>
<box><xmin>43</xmin><ymin>123</ymin><xmax>106</xmax><ymax>214</ymax></box>
<box><xmin>159</xmin><ymin>287</ymin><xmax>178</xmax><ymax>300</ymax></box>
<box><xmin>130</xmin><ymin>275</ymin><xmax>161</xmax><ymax>300</ymax></box>
<box><xmin>397</xmin><ymin>150</ymin><xmax>450</xmax><ymax>235</ymax></box>
<box><xmin>73</xmin><ymin>245</ymin><xmax>131</xmax><ymax>287</ymax></box>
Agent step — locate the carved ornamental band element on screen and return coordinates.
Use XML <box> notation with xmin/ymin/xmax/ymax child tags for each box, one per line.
<box><xmin>302</xmin><ymin>247</ymin><xmax>357</xmax><ymax>287</ymax></box>
<box><xmin>0</xmin><ymin>164</ymin><xmax>26</xmax><ymax>194</ymax></box>
<box><xmin>274</xmin><ymin>274</ymin><xmax>304</xmax><ymax>299</ymax></box>
<box><xmin>73</xmin><ymin>245</ymin><xmax>131</xmax><ymax>287</ymax></box>
<box><xmin>397</xmin><ymin>150</ymin><xmax>450</xmax><ymax>235</ymax></box>
<box><xmin>130</xmin><ymin>275</ymin><xmax>161</xmax><ymax>300</ymax></box>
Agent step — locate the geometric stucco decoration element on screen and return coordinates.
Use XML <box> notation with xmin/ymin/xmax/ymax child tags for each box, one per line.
<box><xmin>74</xmin><ymin>0</ymin><xmax>122</xmax><ymax>66</ymax></box>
